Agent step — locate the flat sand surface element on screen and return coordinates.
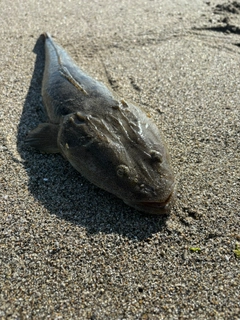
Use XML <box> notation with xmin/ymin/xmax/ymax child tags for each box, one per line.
<box><xmin>0</xmin><ymin>0</ymin><xmax>239</xmax><ymax>319</ymax></box>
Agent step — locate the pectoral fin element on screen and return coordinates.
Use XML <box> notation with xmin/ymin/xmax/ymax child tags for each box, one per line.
<box><xmin>25</xmin><ymin>123</ymin><xmax>60</xmax><ymax>153</ymax></box>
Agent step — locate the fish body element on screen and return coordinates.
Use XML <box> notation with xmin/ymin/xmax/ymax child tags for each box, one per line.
<box><xmin>26</xmin><ymin>33</ymin><xmax>175</xmax><ymax>214</ymax></box>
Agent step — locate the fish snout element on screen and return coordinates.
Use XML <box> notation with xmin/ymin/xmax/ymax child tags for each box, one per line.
<box><xmin>125</xmin><ymin>179</ymin><xmax>176</xmax><ymax>214</ymax></box>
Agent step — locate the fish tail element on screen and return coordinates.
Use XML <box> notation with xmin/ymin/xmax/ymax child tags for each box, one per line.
<box><xmin>41</xmin><ymin>32</ymin><xmax>51</xmax><ymax>40</ymax></box>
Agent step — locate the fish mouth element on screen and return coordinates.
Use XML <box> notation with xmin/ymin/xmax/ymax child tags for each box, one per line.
<box><xmin>137</xmin><ymin>191</ymin><xmax>174</xmax><ymax>211</ymax></box>
<box><xmin>130</xmin><ymin>183</ymin><xmax>176</xmax><ymax>214</ymax></box>
<box><xmin>123</xmin><ymin>181</ymin><xmax>176</xmax><ymax>214</ymax></box>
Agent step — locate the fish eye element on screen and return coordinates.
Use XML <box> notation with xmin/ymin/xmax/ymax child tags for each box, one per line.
<box><xmin>150</xmin><ymin>150</ymin><xmax>163</xmax><ymax>163</ymax></box>
<box><xmin>70</xmin><ymin>112</ymin><xmax>86</xmax><ymax>125</ymax></box>
<box><xmin>116</xmin><ymin>164</ymin><xmax>130</xmax><ymax>178</ymax></box>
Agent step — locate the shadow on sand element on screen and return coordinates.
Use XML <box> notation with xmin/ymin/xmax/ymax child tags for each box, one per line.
<box><xmin>16</xmin><ymin>35</ymin><xmax>168</xmax><ymax>241</ymax></box>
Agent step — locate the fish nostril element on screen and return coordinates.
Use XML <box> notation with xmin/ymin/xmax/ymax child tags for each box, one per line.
<box><xmin>135</xmin><ymin>183</ymin><xmax>156</xmax><ymax>196</ymax></box>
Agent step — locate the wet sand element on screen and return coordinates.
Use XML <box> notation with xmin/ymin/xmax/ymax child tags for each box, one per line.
<box><xmin>0</xmin><ymin>0</ymin><xmax>239</xmax><ymax>319</ymax></box>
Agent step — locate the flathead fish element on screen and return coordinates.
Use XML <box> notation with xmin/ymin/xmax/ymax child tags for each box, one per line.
<box><xmin>26</xmin><ymin>33</ymin><xmax>175</xmax><ymax>214</ymax></box>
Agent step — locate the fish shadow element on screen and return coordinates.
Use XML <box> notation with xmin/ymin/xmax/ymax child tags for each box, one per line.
<box><xmin>193</xmin><ymin>25</ymin><xmax>240</xmax><ymax>35</ymax></box>
<box><xmin>17</xmin><ymin>35</ymin><xmax>168</xmax><ymax>241</ymax></box>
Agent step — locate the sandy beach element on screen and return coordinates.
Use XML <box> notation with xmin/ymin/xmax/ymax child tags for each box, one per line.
<box><xmin>0</xmin><ymin>0</ymin><xmax>239</xmax><ymax>319</ymax></box>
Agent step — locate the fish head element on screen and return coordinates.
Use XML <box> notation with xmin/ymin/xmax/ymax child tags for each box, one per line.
<box><xmin>58</xmin><ymin>102</ymin><xmax>175</xmax><ymax>214</ymax></box>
